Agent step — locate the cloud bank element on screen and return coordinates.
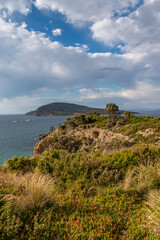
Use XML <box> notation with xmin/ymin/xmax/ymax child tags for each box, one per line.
<box><xmin>0</xmin><ymin>0</ymin><xmax>32</xmax><ymax>14</ymax></box>
<box><xmin>0</xmin><ymin>0</ymin><xmax>160</xmax><ymax>113</ymax></box>
<box><xmin>35</xmin><ymin>0</ymin><xmax>140</xmax><ymax>23</ymax></box>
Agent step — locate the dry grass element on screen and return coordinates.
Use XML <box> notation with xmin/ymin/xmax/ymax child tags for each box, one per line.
<box><xmin>146</xmin><ymin>190</ymin><xmax>160</xmax><ymax>234</ymax></box>
<box><xmin>123</xmin><ymin>167</ymin><xmax>136</xmax><ymax>191</ymax></box>
<box><xmin>0</xmin><ymin>167</ymin><xmax>19</xmax><ymax>188</ymax></box>
<box><xmin>0</xmin><ymin>167</ymin><xmax>56</xmax><ymax>211</ymax></box>
<box><xmin>122</xmin><ymin>162</ymin><xmax>160</xmax><ymax>193</ymax></box>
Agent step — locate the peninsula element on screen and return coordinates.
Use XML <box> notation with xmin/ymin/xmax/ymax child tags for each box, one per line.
<box><xmin>25</xmin><ymin>102</ymin><xmax>138</xmax><ymax>116</ymax></box>
<box><xmin>1</xmin><ymin>103</ymin><xmax>159</xmax><ymax>239</ymax></box>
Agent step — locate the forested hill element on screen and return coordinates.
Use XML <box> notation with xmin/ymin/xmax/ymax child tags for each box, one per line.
<box><xmin>25</xmin><ymin>102</ymin><xmax>107</xmax><ymax>116</ymax></box>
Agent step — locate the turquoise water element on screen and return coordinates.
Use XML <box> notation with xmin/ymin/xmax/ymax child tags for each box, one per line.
<box><xmin>0</xmin><ymin>115</ymin><xmax>67</xmax><ymax>165</ymax></box>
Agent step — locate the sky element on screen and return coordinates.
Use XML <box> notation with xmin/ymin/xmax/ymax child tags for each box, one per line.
<box><xmin>0</xmin><ymin>0</ymin><xmax>160</xmax><ymax>113</ymax></box>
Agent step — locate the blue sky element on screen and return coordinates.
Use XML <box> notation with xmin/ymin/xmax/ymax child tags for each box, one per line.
<box><xmin>11</xmin><ymin>5</ymin><xmax>113</xmax><ymax>53</ymax></box>
<box><xmin>0</xmin><ymin>0</ymin><xmax>160</xmax><ymax>113</ymax></box>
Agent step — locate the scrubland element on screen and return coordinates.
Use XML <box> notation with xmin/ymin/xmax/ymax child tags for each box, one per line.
<box><xmin>1</xmin><ymin>113</ymin><xmax>160</xmax><ymax>239</ymax></box>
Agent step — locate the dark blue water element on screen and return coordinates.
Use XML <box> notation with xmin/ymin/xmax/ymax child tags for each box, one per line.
<box><xmin>137</xmin><ymin>110</ymin><xmax>160</xmax><ymax>118</ymax></box>
<box><xmin>0</xmin><ymin>115</ymin><xmax>67</xmax><ymax>165</ymax></box>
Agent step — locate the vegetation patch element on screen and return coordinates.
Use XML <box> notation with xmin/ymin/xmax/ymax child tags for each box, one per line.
<box><xmin>1</xmin><ymin>111</ymin><xmax>160</xmax><ymax>239</ymax></box>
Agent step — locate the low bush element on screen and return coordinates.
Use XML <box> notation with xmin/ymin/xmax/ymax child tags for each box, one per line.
<box><xmin>105</xmin><ymin>139</ymin><xmax>133</xmax><ymax>151</ymax></box>
<box><xmin>36</xmin><ymin>147</ymin><xmax>160</xmax><ymax>191</ymax></box>
<box><xmin>64</xmin><ymin>113</ymin><xmax>94</xmax><ymax>129</ymax></box>
<box><xmin>13</xmin><ymin>188</ymin><xmax>155</xmax><ymax>240</ymax></box>
<box><xmin>92</xmin><ymin>130</ymin><xmax>99</xmax><ymax>138</ymax></box>
<box><xmin>7</xmin><ymin>156</ymin><xmax>37</xmax><ymax>173</ymax></box>
<box><xmin>42</xmin><ymin>133</ymin><xmax>82</xmax><ymax>153</ymax></box>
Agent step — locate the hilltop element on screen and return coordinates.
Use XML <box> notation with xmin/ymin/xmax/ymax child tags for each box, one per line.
<box><xmin>25</xmin><ymin>102</ymin><xmax>138</xmax><ymax>116</ymax></box>
<box><xmin>25</xmin><ymin>102</ymin><xmax>106</xmax><ymax>116</ymax></box>
<box><xmin>33</xmin><ymin>112</ymin><xmax>160</xmax><ymax>156</ymax></box>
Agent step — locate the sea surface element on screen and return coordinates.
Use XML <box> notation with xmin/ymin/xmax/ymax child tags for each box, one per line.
<box><xmin>0</xmin><ymin>115</ymin><xmax>67</xmax><ymax>165</ymax></box>
<box><xmin>0</xmin><ymin>110</ymin><xmax>160</xmax><ymax>166</ymax></box>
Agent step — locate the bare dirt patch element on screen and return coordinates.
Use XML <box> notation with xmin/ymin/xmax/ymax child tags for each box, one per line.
<box><xmin>137</xmin><ymin>129</ymin><xmax>155</xmax><ymax>137</ymax></box>
<box><xmin>73</xmin><ymin>127</ymin><xmax>129</xmax><ymax>143</ymax></box>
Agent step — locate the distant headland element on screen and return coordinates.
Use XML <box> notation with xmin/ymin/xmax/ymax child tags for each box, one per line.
<box><xmin>25</xmin><ymin>102</ymin><xmax>139</xmax><ymax>116</ymax></box>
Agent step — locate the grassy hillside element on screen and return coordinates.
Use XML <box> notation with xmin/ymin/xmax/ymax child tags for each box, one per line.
<box><xmin>1</xmin><ymin>113</ymin><xmax>160</xmax><ymax>239</ymax></box>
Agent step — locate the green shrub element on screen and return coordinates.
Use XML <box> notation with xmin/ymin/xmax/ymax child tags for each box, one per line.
<box><xmin>105</xmin><ymin>139</ymin><xmax>133</xmax><ymax>151</ymax></box>
<box><xmin>64</xmin><ymin>113</ymin><xmax>95</xmax><ymax>129</ymax></box>
<box><xmin>35</xmin><ymin>146</ymin><xmax>160</xmax><ymax>190</ymax></box>
<box><xmin>7</xmin><ymin>157</ymin><xmax>37</xmax><ymax>173</ymax></box>
<box><xmin>22</xmin><ymin>188</ymin><xmax>156</xmax><ymax>240</ymax></box>
<box><xmin>0</xmin><ymin>203</ymin><xmax>24</xmax><ymax>239</ymax></box>
<box><xmin>92</xmin><ymin>130</ymin><xmax>99</xmax><ymax>138</ymax></box>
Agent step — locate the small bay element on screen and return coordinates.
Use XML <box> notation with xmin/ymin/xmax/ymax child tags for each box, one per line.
<box><xmin>0</xmin><ymin>115</ymin><xmax>67</xmax><ymax>165</ymax></box>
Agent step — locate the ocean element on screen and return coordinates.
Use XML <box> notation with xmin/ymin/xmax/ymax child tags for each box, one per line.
<box><xmin>0</xmin><ymin>110</ymin><xmax>160</xmax><ymax>166</ymax></box>
<box><xmin>0</xmin><ymin>115</ymin><xmax>67</xmax><ymax>165</ymax></box>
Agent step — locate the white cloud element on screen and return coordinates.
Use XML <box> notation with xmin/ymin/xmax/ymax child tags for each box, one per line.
<box><xmin>35</xmin><ymin>0</ymin><xmax>160</xmax><ymax>54</ymax></box>
<box><xmin>78</xmin><ymin>80</ymin><xmax>160</xmax><ymax>108</ymax></box>
<box><xmin>52</xmin><ymin>28</ymin><xmax>62</xmax><ymax>36</ymax></box>
<box><xmin>0</xmin><ymin>13</ymin><xmax>160</xmax><ymax>111</ymax></box>
<box><xmin>0</xmin><ymin>0</ymin><xmax>160</xmax><ymax>112</ymax></box>
<box><xmin>0</xmin><ymin>96</ymin><xmax>62</xmax><ymax>114</ymax></box>
<box><xmin>2</xmin><ymin>79</ymin><xmax>160</xmax><ymax>114</ymax></box>
<box><xmin>79</xmin><ymin>88</ymin><xmax>122</xmax><ymax>99</ymax></box>
<box><xmin>35</xmin><ymin>0</ymin><xmax>139</xmax><ymax>24</ymax></box>
<box><xmin>0</xmin><ymin>17</ymin><xmax>109</xmax><ymax>99</ymax></box>
<box><xmin>0</xmin><ymin>0</ymin><xmax>32</xmax><ymax>14</ymax></box>
<box><xmin>91</xmin><ymin>0</ymin><xmax>160</xmax><ymax>49</ymax></box>
<box><xmin>122</xmin><ymin>80</ymin><xmax>160</xmax><ymax>102</ymax></box>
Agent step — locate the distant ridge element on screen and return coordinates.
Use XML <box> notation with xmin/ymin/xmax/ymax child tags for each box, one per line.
<box><xmin>25</xmin><ymin>102</ymin><xmax>107</xmax><ymax>116</ymax></box>
<box><xmin>26</xmin><ymin>102</ymin><xmax>139</xmax><ymax>116</ymax></box>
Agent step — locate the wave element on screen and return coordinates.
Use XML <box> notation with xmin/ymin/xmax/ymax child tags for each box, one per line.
<box><xmin>12</xmin><ymin>119</ymin><xmax>32</xmax><ymax>123</ymax></box>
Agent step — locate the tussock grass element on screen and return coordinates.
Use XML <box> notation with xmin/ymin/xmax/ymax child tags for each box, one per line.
<box><xmin>0</xmin><ymin>167</ymin><xmax>19</xmax><ymax>189</ymax></box>
<box><xmin>0</xmin><ymin>168</ymin><xmax>56</xmax><ymax>211</ymax></box>
<box><xmin>123</xmin><ymin>162</ymin><xmax>160</xmax><ymax>194</ymax></box>
<box><xmin>146</xmin><ymin>190</ymin><xmax>160</xmax><ymax>234</ymax></box>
